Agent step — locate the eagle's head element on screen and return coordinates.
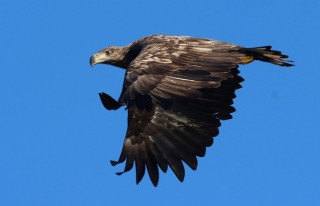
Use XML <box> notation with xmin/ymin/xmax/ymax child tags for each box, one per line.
<box><xmin>90</xmin><ymin>46</ymin><xmax>129</xmax><ymax>68</ymax></box>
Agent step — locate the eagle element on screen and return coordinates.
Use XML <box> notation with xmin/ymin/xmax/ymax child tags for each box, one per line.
<box><xmin>90</xmin><ymin>34</ymin><xmax>293</xmax><ymax>186</ymax></box>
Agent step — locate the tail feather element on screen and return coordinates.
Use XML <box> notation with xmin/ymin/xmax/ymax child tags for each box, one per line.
<box><xmin>239</xmin><ymin>46</ymin><xmax>294</xmax><ymax>67</ymax></box>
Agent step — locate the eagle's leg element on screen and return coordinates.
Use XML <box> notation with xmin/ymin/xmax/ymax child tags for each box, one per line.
<box><xmin>99</xmin><ymin>92</ymin><xmax>123</xmax><ymax>110</ymax></box>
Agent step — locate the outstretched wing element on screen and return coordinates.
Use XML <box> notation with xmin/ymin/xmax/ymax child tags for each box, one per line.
<box><xmin>110</xmin><ymin>36</ymin><xmax>291</xmax><ymax>186</ymax></box>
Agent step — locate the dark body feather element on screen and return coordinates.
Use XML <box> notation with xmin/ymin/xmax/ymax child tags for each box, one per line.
<box><xmin>90</xmin><ymin>35</ymin><xmax>293</xmax><ymax>186</ymax></box>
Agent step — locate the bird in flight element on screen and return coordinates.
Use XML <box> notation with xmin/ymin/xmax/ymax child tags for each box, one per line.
<box><xmin>90</xmin><ymin>35</ymin><xmax>293</xmax><ymax>186</ymax></box>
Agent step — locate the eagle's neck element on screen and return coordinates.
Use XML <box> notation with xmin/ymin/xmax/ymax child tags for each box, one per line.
<box><xmin>113</xmin><ymin>42</ymin><xmax>143</xmax><ymax>69</ymax></box>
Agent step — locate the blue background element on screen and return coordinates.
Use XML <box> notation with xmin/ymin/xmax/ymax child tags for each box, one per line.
<box><xmin>1</xmin><ymin>0</ymin><xmax>319</xmax><ymax>205</ymax></box>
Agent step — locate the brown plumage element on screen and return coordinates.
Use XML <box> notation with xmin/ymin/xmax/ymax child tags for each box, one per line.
<box><xmin>90</xmin><ymin>35</ymin><xmax>294</xmax><ymax>186</ymax></box>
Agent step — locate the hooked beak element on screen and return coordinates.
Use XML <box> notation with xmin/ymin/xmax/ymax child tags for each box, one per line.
<box><xmin>90</xmin><ymin>51</ymin><xmax>109</xmax><ymax>67</ymax></box>
<box><xmin>90</xmin><ymin>55</ymin><xmax>97</xmax><ymax>67</ymax></box>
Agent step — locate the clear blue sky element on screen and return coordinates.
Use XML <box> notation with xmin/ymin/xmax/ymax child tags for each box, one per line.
<box><xmin>1</xmin><ymin>0</ymin><xmax>319</xmax><ymax>205</ymax></box>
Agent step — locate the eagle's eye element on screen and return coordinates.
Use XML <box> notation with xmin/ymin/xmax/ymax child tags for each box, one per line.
<box><xmin>105</xmin><ymin>50</ymin><xmax>112</xmax><ymax>55</ymax></box>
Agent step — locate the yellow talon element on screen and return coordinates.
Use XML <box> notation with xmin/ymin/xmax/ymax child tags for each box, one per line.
<box><xmin>240</xmin><ymin>56</ymin><xmax>254</xmax><ymax>64</ymax></box>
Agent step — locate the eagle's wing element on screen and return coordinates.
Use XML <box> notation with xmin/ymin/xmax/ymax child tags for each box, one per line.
<box><xmin>110</xmin><ymin>36</ymin><xmax>272</xmax><ymax>186</ymax></box>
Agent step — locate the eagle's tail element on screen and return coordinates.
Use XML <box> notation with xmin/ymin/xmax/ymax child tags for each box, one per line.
<box><xmin>239</xmin><ymin>46</ymin><xmax>294</xmax><ymax>67</ymax></box>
